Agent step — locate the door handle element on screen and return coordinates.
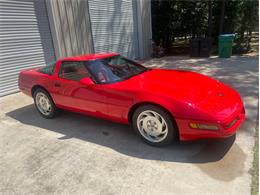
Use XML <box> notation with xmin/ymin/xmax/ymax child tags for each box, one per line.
<box><xmin>54</xmin><ymin>83</ymin><xmax>61</xmax><ymax>87</ymax></box>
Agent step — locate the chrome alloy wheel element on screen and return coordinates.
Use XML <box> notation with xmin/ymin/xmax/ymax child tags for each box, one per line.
<box><xmin>137</xmin><ymin>110</ymin><xmax>168</xmax><ymax>143</ymax></box>
<box><xmin>35</xmin><ymin>92</ymin><xmax>52</xmax><ymax>116</ymax></box>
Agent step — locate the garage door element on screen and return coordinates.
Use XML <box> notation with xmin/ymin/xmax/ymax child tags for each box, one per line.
<box><xmin>88</xmin><ymin>0</ymin><xmax>138</xmax><ymax>59</ymax></box>
<box><xmin>0</xmin><ymin>0</ymin><xmax>55</xmax><ymax>96</ymax></box>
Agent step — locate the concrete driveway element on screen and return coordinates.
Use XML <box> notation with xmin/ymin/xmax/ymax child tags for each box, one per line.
<box><xmin>0</xmin><ymin>55</ymin><xmax>258</xmax><ymax>195</ymax></box>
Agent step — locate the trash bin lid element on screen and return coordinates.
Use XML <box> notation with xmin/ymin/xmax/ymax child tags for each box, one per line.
<box><xmin>219</xmin><ymin>34</ymin><xmax>235</xmax><ymax>41</ymax></box>
<box><xmin>220</xmin><ymin>34</ymin><xmax>235</xmax><ymax>37</ymax></box>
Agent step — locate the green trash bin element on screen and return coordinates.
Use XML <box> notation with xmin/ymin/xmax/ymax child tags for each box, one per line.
<box><xmin>218</xmin><ymin>34</ymin><xmax>235</xmax><ymax>58</ymax></box>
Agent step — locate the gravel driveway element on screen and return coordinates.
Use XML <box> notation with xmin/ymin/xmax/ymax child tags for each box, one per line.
<box><xmin>0</xmin><ymin>55</ymin><xmax>258</xmax><ymax>195</ymax></box>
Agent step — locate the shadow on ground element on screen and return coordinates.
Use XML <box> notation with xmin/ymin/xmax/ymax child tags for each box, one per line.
<box><xmin>7</xmin><ymin>104</ymin><xmax>239</xmax><ymax>165</ymax></box>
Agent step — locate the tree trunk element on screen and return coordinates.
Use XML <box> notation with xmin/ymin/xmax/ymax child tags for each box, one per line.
<box><xmin>207</xmin><ymin>0</ymin><xmax>213</xmax><ymax>37</ymax></box>
<box><xmin>219</xmin><ymin>0</ymin><xmax>226</xmax><ymax>35</ymax></box>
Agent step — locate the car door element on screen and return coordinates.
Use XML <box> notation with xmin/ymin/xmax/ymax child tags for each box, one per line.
<box><xmin>53</xmin><ymin>61</ymin><xmax>108</xmax><ymax>116</ymax></box>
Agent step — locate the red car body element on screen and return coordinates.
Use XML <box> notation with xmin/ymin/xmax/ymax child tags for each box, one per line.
<box><xmin>19</xmin><ymin>53</ymin><xmax>245</xmax><ymax>141</ymax></box>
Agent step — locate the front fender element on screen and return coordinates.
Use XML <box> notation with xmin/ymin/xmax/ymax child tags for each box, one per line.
<box><xmin>132</xmin><ymin>92</ymin><xmax>217</xmax><ymax>122</ymax></box>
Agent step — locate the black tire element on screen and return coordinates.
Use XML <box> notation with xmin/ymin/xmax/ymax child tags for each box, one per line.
<box><xmin>132</xmin><ymin>105</ymin><xmax>178</xmax><ymax>146</ymax></box>
<box><xmin>33</xmin><ymin>88</ymin><xmax>59</xmax><ymax>119</ymax></box>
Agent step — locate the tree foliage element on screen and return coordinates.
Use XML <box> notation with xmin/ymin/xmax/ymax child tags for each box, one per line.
<box><xmin>151</xmin><ymin>0</ymin><xmax>259</xmax><ymax>52</ymax></box>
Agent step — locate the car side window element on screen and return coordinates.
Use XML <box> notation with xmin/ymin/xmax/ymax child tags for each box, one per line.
<box><xmin>59</xmin><ymin>61</ymin><xmax>90</xmax><ymax>81</ymax></box>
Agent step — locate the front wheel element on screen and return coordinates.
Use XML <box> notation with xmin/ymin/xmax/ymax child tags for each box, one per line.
<box><xmin>132</xmin><ymin>105</ymin><xmax>178</xmax><ymax>146</ymax></box>
<box><xmin>33</xmin><ymin>88</ymin><xmax>59</xmax><ymax>119</ymax></box>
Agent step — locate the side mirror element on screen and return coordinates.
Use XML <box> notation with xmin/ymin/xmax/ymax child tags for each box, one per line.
<box><xmin>79</xmin><ymin>77</ymin><xmax>95</xmax><ymax>86</ymax></box>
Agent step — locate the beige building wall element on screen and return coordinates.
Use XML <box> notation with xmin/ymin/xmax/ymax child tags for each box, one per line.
<box><xmin>137</xmin><ymin>0</ymin><xmax>152</xmax><ymax>59</ymax></box>
<box><xmin>46</xmin><ymin>0</ymin><xmax>152</xmax><ymax>60</ymax></box>
<box><xmin>46</xmin><ymin>0</ymin><xmax>94</xmax><ymax>59</ymax></box>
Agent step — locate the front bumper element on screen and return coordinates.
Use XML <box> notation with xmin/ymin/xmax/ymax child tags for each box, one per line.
<box><xmin>176</xmin><ymin>107</ymin><xmax>245</xmax><ymax>141</ymax></box>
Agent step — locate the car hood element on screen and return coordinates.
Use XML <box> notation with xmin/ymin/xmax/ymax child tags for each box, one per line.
<box><xmin>113</xmin><ymin>69</ymin><xmax>243</xmax><ymax>121</ymax></box>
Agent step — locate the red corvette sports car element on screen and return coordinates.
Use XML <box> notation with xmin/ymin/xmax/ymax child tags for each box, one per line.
<box><xmin>19</xmin><ymin>53</ymin><xmax>245</xmax><ymax>146</ymax></box>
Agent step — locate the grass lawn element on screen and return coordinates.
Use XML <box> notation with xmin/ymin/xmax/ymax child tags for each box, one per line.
<box><xmin>251</xmin><ymin>126</ymin><xmax>259</xmax><ymax>195</ymax></box>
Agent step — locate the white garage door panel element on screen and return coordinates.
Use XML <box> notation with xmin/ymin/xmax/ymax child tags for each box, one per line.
<box><xmin>88</xmin><ymin>0</ymin><xmax>138</xmax><ymax>59</ymax></box>
<box><xmin>0</xmin><ymin>0</ymin><xmax>55</xmax><ymax>96</ymax></box>
<box><xmin>89</xmin><ymin>0</ymin><xmax>133</xmax><ymax>11</ymax></box>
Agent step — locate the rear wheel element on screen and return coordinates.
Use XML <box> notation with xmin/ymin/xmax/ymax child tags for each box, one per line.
<box><xmin>33</xmin><ymin>88</ymin><xmax>59</xmax><ymax>119</ymax></box>
<box><xmin>132</xmin><ymin>105</ymin><xmax>178</xmax><ymax>146</ymax></box>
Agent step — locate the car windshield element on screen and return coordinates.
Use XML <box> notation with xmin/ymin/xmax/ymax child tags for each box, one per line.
<box><xmin>84</xmin><ymin>55</ymin><xmax>148</xmax><ymax>84</ymax></box>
